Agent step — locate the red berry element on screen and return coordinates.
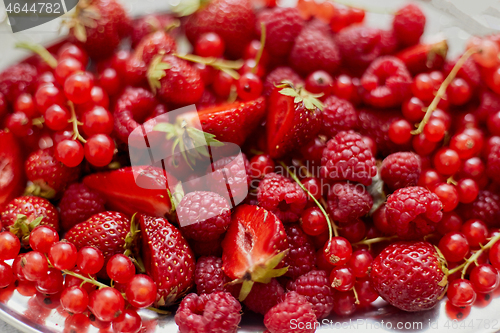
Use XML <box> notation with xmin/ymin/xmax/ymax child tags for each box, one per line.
<box><xmin>249</xmin><ymin>154</ymin><xmax>274</xmax><ymax>179</ymax></box>
<box><xmin>433</xmin><ymin>183</ymin><xmax>458</xmax><ymax>212</ymax></box>
<box><xmin>112</xmin><ymin>309</ymin><xmax>142</xmax><ymax>333</ymax></box>
<box><xmin>84</xmin><ymin>134</ymin><xmax>115</xmax><ymax>167</ymax></box>
<box><xmin>60</xmin><ymin>286</ymin><xmax>89</xmax><ymax>314</ymax></box>
<box><xmin>44</xmin><ymin>104</ymin><xmax>70</xmax><ymax>131</ymax></box>
<box><xmin>412</xmin><ymin>133</ymin><xmax>438</xmax><ymax>156</ymax></box>
<box><xmin>82</xmin><ymin>106</ymin><xmax>114</xmax><ymax>136</ymax></box>
<box><xmin>14</xmin><ymin>93</ymin><xmax>36</xmax><ymax>118</ymax></box>
<box><xmin>89</xmin><ymin>287</ymin><xmax>125</xmax><ymax>322</ymax></box>
<box><xmin>447</xmin><ymin>78</ymin><xmax>472</xmax><ymax>106</ymax></box>
<box><xmin>438</xmin><ymin>231</ymin><xmax>469</xmax><ymax>263</ymax></box>
<box><xmin>213</xmin><ymin>71</ymin><xmax>234</xmax><ymax>98</ymax></box>
<box><xmin>236</xmin><ymin>72</ymin><xmax>263</xmax><ymax>101</ymax></box>
<box><xmin>77</xmin><ymin>246</ymin><xmax>105</xmax><ymax>275</ymax></box>
<box><xmin>34</xmin><ymin>83</ymin><xmax>65</xmax><ymax>114</ymax></box>
<box><xmin>21</xmin><ymin>251</ymin><xmax>48</xmax><ymax>281</ymax></box>
<box><xmin>402</xmin><ymin>97</ymin><xmax>425</xmax><ymax>122</ymax></box>
<box><xmin>447</xmin><ymin>279</ymin><xmax>476</xmax><ymax>308</ymax></box>
<box><xmin>195</xmin><ymin>32</ymin><xmax>225</xmax><ymax>58</ymax></box>
<box><xmin>55</xmin><ymin>57</ymin><xmax>84</xmax><ymax>85</ymax></box>
<box><xmin>300</xmin><ymin>207</ymin><xmax>328</xmax><ymax>236</ymax></box>
<box><xmin>489</xmin><ymin>240</ymin><xmax>500</xmax><ymax>271</ymax></box>
<box><xmin>348</xmin><ymin>249</ymin><xmax>373</xmax><ymax>278</ymax></box>
<box><xmin>0</xmin><ymin>262</ymin><xmax>14</xmax><ymax>288</ymax></box>
<box><xmin>49</xmin><ymin>241</ymin><xmax>78</xmax><ymax>271</ymax></box>
<box><xmin>388</xmin><ymin>119</ymin><xmax>412</xmax><ymax>144</ymax></box>
<box><xmin>106</xmin><ymin>254</ymin><xmax>135</xmax><ymax>284</ymax></box>
<box><xmin>412</xmin><ymin>73</ymin><xmax>435</xmax><ymax>102</ymax></box>
<box><xmin>322</xmin><ymin>236</ymin><xmax>352</xmax><ymax>266</ymax></box>
<box><xmin>457</xmin><ymin>178</ymin><xmax>479</xmax><ymax>204</ymax></box>
<box><xmin>329</xmin><ymin>266</ymin><xmax>355</xmax><ymax>292</ymax></box>
<box><xmin>36</xmin><ymin>267</ymin><xmax>64</xmax><ymax>294</ymax></box>
<box><xmin>0</xmin><ymin>232</ymin><xmax>21</xmax><ymax>260</ymax></box>
<box><xmin>125</xmin><ymin>274</ymin><xmax>157</xmax><ymax>308</ymax></box>
<box><xmin>55</xmin><ymin>140</ymin><xmax>84</xmax><ymax>167</ymax></box>
<box><xmin>305</xmin><ymin>70</ymin><xmax>333</xmax><ymax>96</ymax></box>
<box><xmin>433</xmin><ymin>148</ymin><xmax>461</xmax><ymax>176</ymax></box>
<box><xmin>423</xmin><ymin>118</ymin><xmax>446</xmax><ymax>143</ymax></box>
<box><xmin>58</xmin><ymin>43</ymin><xmax>88</xmax><ymax>67</ymax></box>
<box><xmin>6</xmin><ymin>112</ymin><xmax>31</xmax><ymax>137</ymax></box>
<box><xmin>450</xmin><ymin>132</ymin><xmax>477</xmax><ymax>160</ymax></box>
<box><xmin>64</xmin><ymin>72</ymin><xmax>94</xmax><ymax>104</ymax></box>
<box><xmin>461</xmin><ymin>219</ymin><xmax>488</xmax><ymax>248</ymax></box>
<box><xmin>98</xmin><ymin>68</ymin><xmax>121</xmax><ymax>96</ymax></box>
<box><xmin>470</xmin><ymin>264</ymin><xmax>500</xmax><ymax>294</ymax></box>
<box><xmin>29</xmin><ymin>225</ymin><xmax>59</xmax><ymax>253</ymax></box>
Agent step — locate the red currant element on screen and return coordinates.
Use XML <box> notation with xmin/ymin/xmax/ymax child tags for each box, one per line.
<box><xmin>437</xmin><ymin>212</ymin><xmax>463</xmax><ymax>235</ymax></box>
<box><xmin>300</xmin><ymin>207</ymin><xmax>328</xmax><ymax>236</ymax></box>
<box><xmin>412</xmin><ymin>133</ymin><xmax>438</xmax><ymax>156</ymax></box>
<box><xmin>195</xmin><ymin>32</ymin><xmax>225</xmax><ymax>58</ymax></box>
<box><xmin>347</xmin><ymin>249</ymin><xmax>373</xmax><ymax>278</ymax></box>
<box><xmin>98</xmin><ymin>68</ymin><xmax>121</xmax><ymax>96</ymax></box>
<box><xmin>35</xmin><ymin>83</ymin><xmax>65</xmax><ymax>114</ymax></box>
<box><xmin>77</xmin><ymin>246</ymin><xmax>105</xmax><ymax>275</ymax></box>
<box><xmin>49</xmin><ymin>241</ymin><xmax>78</xmax><ymax>271</ymax></box>
<box><xmin>305</xmin><ymin>70</ymin><xmax>333</xmax><ymax>96</ymax></box>
<box><xmin>433</xmin><ymin>183</ymin><xmax>458</xmax><ymax>212</ymax></box>
<box><xmin>433</xmin><ymin>148</ymin><xmax>461</xmax><ymax>176</ymax></box>
<box><xmin>58</xmin><ymin>43</ymin><xmax>88</xmax><ymax>67</ymax></box>
<box><xmin>55</xmin><ymin>57</ymin><xmax>84</xmax><ymax>85</ymax></box>
<box><xmin>6</xmin><ymin>112</ymin><xmax>31</xmax><ymax>137</ymax></box>
<box><xmin>418</xmin><ymin>169</ymin><xmax>443</xmax><ymax>191</ymax></box>
<box><xmin>322</xmin><ymin>236</ymin><xmax>352</xmax><ymax>266</ymax></box>
<box><xmin>0</xmin><ymin>262</ymin><xmax>14</xmax><ymax>288</ymax></box>
<box><xmin>402</xmin><ymin>97</ymin><xmax>425</xmax><ymax>122</ymax></box>
<box><xmin>0</xmin><ymin>232</ymin><xmax>20</xmax><ymax>261</ymax></box>
<box><xmin>112</xmin><ymin>309</ymin><xmax>142</xmax><ymax>333</ymax></box>
<box><xmin>456</xmin><ymin>178</ymin><xmax>479</xmax><ymax>204</ymax></box>
<box><xmin>29</xmin><ymin>225</ymin><xmax>59</xmax><ymax>254</ymax></box>
<box><xmin>388</xmin><ymin>119</ymin><xmax>412</xmax><ymax>144</ymax></box>
<box><xmin>64</xmin><ymin>72</ymin><xmax>94</xmax><ymax>104</ymax></box>
<box><xmin>60</xmin><ymin>285</ymin><xmax>89</xmax><ymax>314</ymax></box>
<box><xmin>461</xmin><ymin>219</ymin><xmax>488</xmax><ymax>248</ymax></box>
<box><xmin>329</xmin><ymin>266</ymin><xmax>355</xmax><ymax>292</ymax></box>
<box><xmin>45</xmin><ymin>104</ymin><xmax>70</xmax><ymax>131</ymax></box>
<box><xmin>213</xmin><ymin>71</ymin><xmax>234</xmax><ymax>98</ymax></box>
<box><xmin>438</xmin><ymin>231</ymin><xmax>469</xmax><ymax>263</ymax></box>
<box><xmin>447</xmin><ymin>279</ymin><xmax>476</xmax><ymax>308</ymax></box>
<box><xmin>21</xmin><ymin>251</ymin><xmax>48</xmax><ymax>281</ymax></box>
<box><xmin>447</xmin><ymin>78</ymin><xmax>472</xmax><ymax>106</ymax></box>
<box><xmin>470</xmin><ymin>264</ymin><xmax>500</xmax><ymax>293</ymax></box>
<box><xmin>106</xmin><ymin>254</ymin><xmax>135</xmax><ymax>284</ymax></box>
<box><xmin>236</xmin><ymin>72</ymin><xmax>263</xmax><ymax>101</ymax></box>
<box><xmin>450</xmin><ymin>133</ymin><xmax>476</xmax><ymax>160</ymax></box>
<box><xmin>423</xmin><ymin>118</ymin><xmax>446</xmax><ymax>143</ymax></box>
<box><xmin>14</xmin><ymin>93</ymin><xmax>37</xmax><ymax>118</ymax></box>
<box><xmin>412</xmin><ymin>73</ymin><xmax>435</xmax><ymax>102</ymax></box>
<box><xmin>125</xmin><ymin>274</ymin><xmax>157</xmax><ymax>308</ymax></box>
<box><xmin>81</xmin><ymin>106</ymin><xmax>114</xmax><ymax>136</ymax></box>
<box><xmin>89</xmin><ymin>287</ymin><xmax>125</xmax><ymax>322</ymax></box>
<box><xmin>338</xmin><ymin>219</ymin><xmax>366</xmax><ymax>243</ymax></box>
<box><xmin>36</xmin><ymin>268</ymin><xmax>64</xmax><ymax>294</ymax></box>
<box><xmin>55</xmin><ymin>139</ymin><xmax>84</xmax><ymax>167</ymax></box>
<box><xmin>489</xmin><ymin>240</ymin><xmax>500</xmax><ymax>271</ymax></box>
<box><xmin>355</xmin><ymin>278</ymin><xmax>379</xmax><ymax>306</ymax></box>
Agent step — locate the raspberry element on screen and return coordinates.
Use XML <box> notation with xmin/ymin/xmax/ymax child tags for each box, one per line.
<box><xmin>476</xmin><ymin>89</ymin><xmax>500</xmax><ymax>123</ymax></box>
<box><xmin>264</xmin><ymin>291</ymin><xmax>317</xmax><ymax>333</ymax></box>
<box><xmin>130</xmin><ymin>13</ymin><xmax>178</xmax><ymax>47</ymax></box>
<box><xmin>487</xmin><ymin>144</ymin><xmax>500</xmax><ymax>185</ymax></box>
<box><xmin>459</xmin><ymin>190</ymin><xmax>500</xmax><ymax>227</ymax></box>
<box><xmin>263</xmin><ymin>66</ymin><xmax>304</xmax><ymax>96</ymax></box>
<box><xmin>257</xmin><ymin>173</ymin><xmax>307</xmax><ymax>223</ymax></box>
<box><xmin>320</xmin><ymin>131</ymin><xmax>377</xmax><ymax>186</ymax></box>
<box><xmin>282</xmin><ymin>224</ymin><xmax>316</xmax><ymax>279</ymax></box>
<box><xmin>177</xmin><ymin>191</ymin><xmax>231</xmax><ymax>241</ymax></box>
<box><xmin>189</xmin><ymin>236</ymin><xmax>223</xmax><ymax>258</ymax></box>
<box><xmin>393</xmin><ymin>3</ymin><xmax>426</xmax><ymax>47</ymax></box>
<box><xmin>380</xmin><ymin>152</ymin><xmax>422</xmax><ymax>191</ymax></box>
<box><xmin>206</xmin><ymin>154</ymin><xmax>250</xmax><ymax>205</ymax></box>
<box><xmin>256</xmin><ymin>7</ymin><xmax>304</xmax><ymax>58</ymax></box>
<box><xmin>0</xmin><ymin>63</ymin><xmax>37</xmax><ymax>103</ymax></box>
<box><xmin>320</xmin><ymin>96</ymin><xmax>358</xmax><ymax>137</ymax></box>
<box><xmin>194</xmin><ymin>256</ymin><xmax>229</xmax><ymax>294</ymax></box>
<box><xmin>289</xmin><ymin>28</ymin><xmax>341</xmax><ymax>76</ymax></box>
<box><xmin>385</xmin><ymin>186</ymin><xmax>443</xmax><ymax>239</ymax></box>
<box><xmin>370</xmin><ymin>241</ymin><xmax>447</xmax><ymax>312</ymax></box>
<box><xmin>360</xmin><ymin>56</ymin><xmax>412</xmax><ymax>108</ymax></box>
<box><xmin>287</xmin><ymin>270</ymin><xmax>334</xmax><ymax>319</ymax></box>
<box><xmin>174</xmin><ymin>292</ymin><xmax>241</xmax><ymax>333</ymax></box>
<box><xmin>243</xmin><ymin>278</ymin><xmax>284</xmax><ymax>315</ymax></box>
<box><xmin>327</xmin><ymin>182</ymin><xmax>373</xmax><ymax>224</ymax></box>
<box><xmin>335</xmin><ymin>26</ymin><xmax>382</xmax><ymax>74</ymax></box>
<box><xmin>59</xmin><ymin>183</ymin><xmax>106</xmax><ymax>231</ymax></box>
<box><xmin>379</xmin><ymin>29</ymin><xmax>399</xmax><ymax>55</ymax></box>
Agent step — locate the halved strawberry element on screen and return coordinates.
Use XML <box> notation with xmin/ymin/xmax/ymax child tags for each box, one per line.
<box><xmin>0</xmin><ymin>130</ymin><xmax>25</xmax><ymax>210</ymax></box>
<box><xmin>197</xmin><ymin>97</ymin><xmax>266</xmax><ymax>146</ymax></box>
<box><xmin>83</xmin><ymin>166</ymin><xmax>178</xmax><ymax>219</ymax></box>
<box><xmin>222</xmin><ymin>205</ymin><xmax>288</xmax><ymax>301</ymax></box>
<box><xmin>266</xmin><ymin>83</ymin><xmax>322</xmax><ymax>158</ymax></box>
<box><xmin>137</xmin><ymin>214</ymin><xmax>195</xmax><ymax>306</ymax></box>
<box><xmin>396</xmin><ymin>40</ymin><xmax>448</xmax><ymax>75</ymax></box>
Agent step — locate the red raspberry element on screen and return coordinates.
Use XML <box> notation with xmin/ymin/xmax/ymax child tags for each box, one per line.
<box><xmin>263</xmin><ymin>66</ymin><xmax>304</xmax><ymax>96</ymax></box>
<box><xmin>289</xmin><ymin>28</ymin><xmax>341</xmax><ymax>76</ymax></box>
<box><xmin>361</xmin><ymin>56</ymin><xmax>412</xmax><ymax>108</ymax></box>
<box><xmin>282</xmin><ymin>224</ymin><xmax>316</xmax><ymax>279</ymax></box>
<box><xmin>59</xmin><ymin>183</ymin><xmax>106</xmax><ymax>231</ymax></box>
<box><xmin>189</xmin><ymin>236</ymin><xmax>223</xmax><ymax>258</ymax></box>
<box><xmin>256</xmin><ymin>7</ymin><xmax>304</xmax><ymax>58</ymax></box>
<box><xmin>243</xmin><ymin>278</ymin><xmax>284</xmax><ymax>315</ymax></box>
<box><xmin>327</xmin><ymin>182</ymin><xmax>373</xmax><ymax>224</ymax></box>
<box><xmin>174</xmin><ymin>292</ymin><xmax>241</xmax><ymax>333</ymax></box>
<box><xmin>287</xmin><ymin>270</ymin><xmax>334</xmax><ymax>319</ymax></box>
<box><xmin>335</xmin><ymin>26</ymin><xmax>382</xmax><ymax>74</ymax></box>
<box><xmin>264</xmin><ymin>291</ymin><xmax>317</xmax><ymax>333</ymax></box>
<box><xmin>385</xmin><ymin>186</ymin><xmax>443</xmax><ymax>239</ymax></box>
<box><xmin>194</xmin><ymin>256</ymin><xmax>229</xmax><ymax>295</ymax></box>
<box><xmin>487</xmin><ymin>144</ymin><xmax>500</xmax><ymax>185</ymax></box>
<box><xmin>370</xmin><ymin>241</ymin><xmax>447</xmax><ymax>312</ymax></box>
<box><xmin>459</xmin><ymin>190</ymin><xmax>500</xmax><ymax>227</ymax></box>
<box><xmin>177</xmin><ymin>191</ymin><xmax>231</xmax><ymax>241</ymax></box>
<box><xmin>321</xmin><ymin>131</ymin><xmax>377</xmax><ymax>186</ymax></box>
<box><xmin>320</xmin><ymin>96</ymin><xmax>358</xmax><ymax>137</ymax></box>
<box><xmin>0</xmin><ymin>63</ymin><xmax>37</xmax><ymax>103</ymax></box>
<box><xmin>393</xmin><ymin>3</ymin><xmax>426</xmax><ymax>47</ymax></box>
<box><xmin>257</xmin><ymin>173</ymin><xmax>307</xmax><ymax>223</ymax></box>
<box><xmin>206</xmin><ymin>154</ymin><xmax>250</xmax><ymax>205</ymax></box>
<box><xmin>381</xmin><ymin>152</ymin><xmax>422</xmax><ymax>191</ymax></box>
<box><xmin>379</xmin><ymin>29</ymin><xmax>399</xmax><ymax>55</ymax></box>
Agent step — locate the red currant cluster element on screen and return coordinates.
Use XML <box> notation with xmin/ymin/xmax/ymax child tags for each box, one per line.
<box><xmin>0</xmin><ymin>226</ymin><xmax>156</xmax><ymax>332</ymax></box>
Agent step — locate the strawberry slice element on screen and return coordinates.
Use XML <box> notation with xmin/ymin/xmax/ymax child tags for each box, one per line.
<box><xmin>0</xmin><ymin>130</ymin><xmax>25</xmax><ymax>210</ymax></box>
<box><xmin>396</xmin><ymin>40</ymin><xmax>448</xmax><ymax>75</ymax></box>
<box><xmin>222</xmin><ymin>205</ymin><xmax>289</xmax><ymax>301</ymax></box>
<box><xmin>198</xmin><ymin>97</ymin><xmax>266</xmax><ymax>146</ymax></box>
<box><xmin>266</xmin><ymin>83</ymin><xmax>322</xmax><ymax>158</ymax></box>
<box><xmin>83</xmin><ymin>166</ymin><xmax>178</xmax><ymax>218</ymax></box>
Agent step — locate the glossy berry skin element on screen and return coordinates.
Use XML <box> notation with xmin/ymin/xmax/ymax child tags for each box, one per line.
<box><xmin>249</xmin><ymin>154</ymin><xmax>274</xmax><ymax>179</ymax></box>
<box><xmin>84</xmin><ymin>134</ymin><xmax>115</xmax><ymax>167</ymax></box>
<box><xmin>370</xmin><ymin>241</ymin><xmax>447</xmax><ymax>312</ymax></box>
<box><xmin>195</xmin><ymin>32</ymin><xmax>225</xmax><ymax>58</ymax></box>
<box><xmin>112</xmin><ymin>309</ymin><xmax>142</xmax><ymax>333</ymax></box>
<box><xmin>125</xmin><ymin>274</ymin><xmax>157</xmax><ymax>308</ymax></box>
<box><xmin>6</xmin><ymin>112</ymin><xmax>31</xmax><ymax>137</ymax></box>
<box><xmin>469</xmin><ymin>264</ymin><xmax>500</xmax><ymax>294</ymax></box>
<box><xmin>330</xmin><ymin>266</ymin><xmax>355</xmax><ymax>292</ymax></box>
<box><xmin>447</xmin><ymin>279</ymin><xmax>476</xmax><ymax>308</ymax></box>
<box><xmin>300</xmin><ymin>207</ymin><xmax>328</xmax><ymax>236</ymax></box>
<box><xmin>82</xmin><ymin>106</ymin><xmax>114</xmax><ymax>136</ymax></box>
<box><xmin>489</xmin><ymin>241</ymin><xmax>500</xmax><ymax>271</ymax></box>
<box><xmin>0</xmin><ymin>232</ymin><xmax>21</xmax><ymax>260</ymax></box>
<box><xmin>49</xmin><ymin>241</ymin><xmax>78</xmax><ymax>271</ymax></box>
<box><xmin>21</xmin><ymin>251</ymin><xmax>48</xmax><ymax>281</ymax></box>
<box><xmin>237</xmin><ymin>72</ymin><xmax>263</xmax><ymax>101</ymax></box>
<box><xmin>29</xmin><ymin>225</ymin><xmax>59</xmax><ymax>254</ymax></box>
<box><xmin>456</xmin><ymin>178</ymin><xmax>479</xmax><ymax>204</ymax></box>
<box><xmin>433</xmin><ymin>183</ymin><xmax>458</xmax><ymax>212</ymax></box>
<box><xmin>0</xmin><ymin>262</ymin><xmax>14</xmax><ymax>288</ymax></box>
<box><xmin>388</xmin><ymin>119</ymin><xmax>412</xmax><ymax>144</ymax></box>
<box><xmin>106</xmin><ymin>254</ymin><xmax>135</xmax><ymax>284</ymax></box>
<box><xmin>36</xmin><ymin>268</ymin><xmax>64</xmax><ymax>294</ymax></box>
<box><xmin>348</xmin><ymin>249</ymin><xmax>373</xmax><ymax>278</ymax></box>
<box><xmin>64</xmin><ymin>72</ymin><xmax>94</xmax><ymax>104</ymax></box>
<box><xmin>433</xmin><ymin>148</ymin><xmax>461</xmax><ymax>176</ymax></box>
<box><xmin>89</xmin><ymin>287</ymin><xmax>125</xmax><ymax>322</ymax></box>
<box><xmin>322</xmin><ymin>237</ymin><xmax>352</xmax><ymax>266</ymax></box>
<box><xmin>77</xmin><ymin>246</ymin><xmax>105</xmax><ymax>275</ymax></box>
<box><xmin>461</xmin><ymin>219</ymin><xmax>488</xmax><ymax>248</ymax></box>
<box><xmin>60</xmin><ymin>286</ymin><xmax>89</xmax><ymax>314</ymax></box>
<box><xmin>44</xmin><ymin>105</ymin><xmax>70</xmax><ymax>131</ymax></box>
<box><xmin>55</xmin><ymin>140</ymin><xmax>84</xmax><ymax>168</ymax></box>
<box><xmin>438</xmin><ymin>232</ymin><xmax>469</xmax><ymax>263</ymax></box>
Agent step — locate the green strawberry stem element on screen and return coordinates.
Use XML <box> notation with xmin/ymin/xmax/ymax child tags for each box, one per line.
<box><xmin>253</xmin><ymin>22</ymin><xmax>266</xmax><ymax>75</ymax></box>
<box><xmin>15</xmin><ymin>42</ymin><xmax>57</xmax><ymax>69</ymax></box>
<box><xmin>174</xmin><ymin>53</ymin><xmax>242</xmax><ymax>79</ymax></box>
<box><xmin>448</xmin><ymin>232</ymin><xmax>500</xmax><ymax>278</ymax></box>
<box><xmin>68</xmin><ymin>101</ymin><xmax>87</xmax><ymax>143</ymax></box>
<box><xmin>278</xmin><ymin>161</ymin><xmax>337</xmax><ymax>239</ymax></box>
<box><xmin>412</xmin><ymin>47</ymin><xmax>477</xmax><ymax>135</ymax></box>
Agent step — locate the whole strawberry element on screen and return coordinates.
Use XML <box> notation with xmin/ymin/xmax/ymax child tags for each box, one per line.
<box><xmin>69</xmin><ymin>0</ymin><xmax>131</xmax><ymax>59</ymax></box>
<box><xmin>25</xmin><ymin>148</ymin><xmax>81</xmax><ymax>198</ymax></box>
<box><xmin>263</xmin><ymin>66</ymin><xmax>304</xmax><ymax>96</ymax></box>
<box><xmin>1</xmin><ymin>196</ymin><xmax>59</xmax><ymax>231</ymax></box>
<box><xmin>0</xmin><ymin>63</ymin><xmax>37</xmax><ymax>103</ymax></box>
<box><xmin>134</xmin><ymin>31</ymin><xmax>177</xmax><ymax>65</ymax></box>
<box><xmin>131</xmin><ymin>13</ymin><xmax>179</xmax><ymax>47</ymax></box>
<box><xmin>148</xmin><ymin>55</ymin><xmax>204</xmax><ymax>105</ymax></box>
<box><xmin>370</xmin><ymin>241</ymin><xmax>447</xmax><ymax>312</ymax></box>
<box><xmin>184</xmin><ymin>0</ymin><xmax>256</xmax><ymax>58</ymax></box>
<box><xmin>137</xmin><ymin>214</ymin><xmax>195</xmax><ymax>306</ymax></box>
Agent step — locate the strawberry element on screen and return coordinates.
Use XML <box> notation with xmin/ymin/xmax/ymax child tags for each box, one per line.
<box><xmin>222</xmin><ymin>205</ymin><xmax>289</xmax><ymax>301</ymax></box>
<box><xmin>396</xmin><ymin>40</ymin><xmax>448</xmax><ymax>75</ymax></box>
<box><xmin>68</xmin><ymin>0</ymin><xmax>131</xmax><ymax>59</ymax></box>
<box><xmin>198</xmin><ymin>97</ymin><xmax>266</xmax><ymax>146</ymax></box>
<box><xmin>147</xmin><ymin>55</ymin><xmax>204</xmax><ymax>106</ymax></box>
<box><xmin>131</xmin><ymin>13</ymin><xmax>179</xmax><ymax>48</ymax></box>
<box><xmin>266</xmin><ymin>82</ymin><xmax>323</xmax><ymax>158</ymax></box>
<box><xmin>0</xmin><ymin>63</ymin><xmax>37</xmax><ymax>103</ymax></box>
<box><xmin>0</xmin><ymin>130</ymin><xmax>25</xmax><ymax>211</ymax></box>
<box><xmin>136</xmin><ymin>214</ymin><xmax>195</xmax><ymax>306</ymax></box>
<box><xmin>184</xmin><ymin>0</ymin><xmax>256</xmax><ymax>58</ymax></box>
<box><xmin>134</xmin><ymin>31</ymin><xmax>177</xmax><ymax>65</ymax></box>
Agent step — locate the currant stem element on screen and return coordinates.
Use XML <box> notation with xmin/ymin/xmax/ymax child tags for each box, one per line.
<box><xmin>412</xmin><ymin>47</ymin><xmax>477</xmax><ymax>135</ymax></box>
<box><xmin>15</xmin><ymin>42</ymin><xmax>57</xmax><ymax>69</ymax></box>
<box><xmin>68</xmin><ymin>101</ymin><xmax>87</xmax><ymax>143</ymax></box>
<box><xmin>253</xmin><ymin>23</ymin><xmax>266</xmax><ymax>75</ymax></box>
<box><xmin>173</xmin><ymin>53</ymin><xmax>242</xmax><ymax>79</ymax></box>
<box><xmin>278</xmin><ymin>161</ymin><xmax>336</xmax><ymax>239</ymax></box>
<box><xmin>63</xmin><ymin>269</ymin><xmax>109</xmax><ymax>289</ymax></box>
<box><xmin>352</xmin><ymin>285</ymin><xmax>360</xmax><ymax>305</ymax></box>
<box><xmin>352</xmin><ymin>235</ymin><xmax>398</xmax><ymax>247</ymax></box>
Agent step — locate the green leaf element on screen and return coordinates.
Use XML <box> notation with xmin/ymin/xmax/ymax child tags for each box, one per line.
<box><xmin>147</xmin><ymin>55</ymin><xmax>171</xmax><ymax>94</ymax></box>
<box><xmin>303</xmin><ymin>98</ymin><xmax>314</xmax><ymax>111</ymax></box>
<box><xmin>153</xmin><ymin>123</ymin><xmax>175</xmax><ymax>133</ymax></box>
<box><xmin>279</xmin><ymin>87</ymin><xmax>298</xmax><ymax>97</ymax></box>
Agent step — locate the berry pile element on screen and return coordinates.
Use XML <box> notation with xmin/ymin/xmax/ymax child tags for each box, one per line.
<box><xmin>2</xmin><ymin>0</ymin><xmax>500</xmax><ymax>332</ymax></box>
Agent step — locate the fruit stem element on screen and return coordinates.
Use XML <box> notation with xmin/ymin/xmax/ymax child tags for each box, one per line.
<box><xmin>252</xmin><ymin>23</ymin><xmax>266</xmax><ymax>75</ymax></box>
<box><xmin>351</xmin><ymin>285</ymin><xmax>360</xmax><ymax>305</ymax></box>
<box><xmin>278</xmin><ymin>161</ymin><xmax>336</xmax><ymax>239</ymax></box>
<box><xmin>63</xmin><ymin>269</ymin><xmax>109</xmax><ymax>289</ymax></box>
<box><xmin>448</xmin><ymin>232</ymin><xmax>500</xmax><ymax>278</ymax></box>
<box><xmin>15</xmin><ymin>42</ymin><xmax>57</xmax><ymax>69</ymax></box>
<box><xmin>411</xmin><ymin>47</ymin><xmax>477</xmax><ymax>135</ymax></box>
<box><xmin>68</xmin><ymin>101</ymin><xmax>87</xmax><ymax>143</ymax></box>
<box><xmin>146</xmin><ymin>307</ymin><xmax>170</xmax><ymax>315</ymax></box>
<box><xmin>352</xmin><ymin>235</ymin><xmax>398</xmax><ymax>247</ymax></box>
<box><xmin>446</xmin><ymin>176</ymin><xmax>457</xmax><ymax>185</ymax></box>
<box><xmin>174</xmin><ymin>53</ymin><xmax>242</xmax><ymax>79</ymax></box>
